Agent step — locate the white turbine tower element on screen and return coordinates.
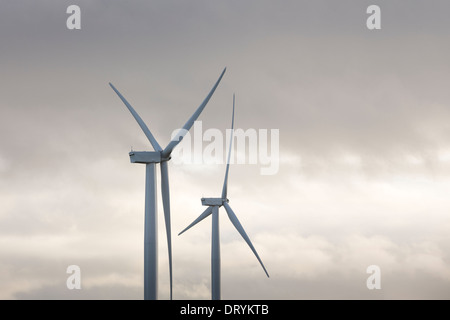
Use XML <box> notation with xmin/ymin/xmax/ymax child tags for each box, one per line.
<box><xmin>109</xmin><ymin>68</ymin><xmax>226</xmax><ymax>300</ymax></box>
<box><xmin>178</xmin><ymin>94</ymin><xmax>269</xmax><ymax>300</ymax></box>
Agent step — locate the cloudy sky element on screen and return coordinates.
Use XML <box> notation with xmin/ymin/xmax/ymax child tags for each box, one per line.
<box><xmin>1</xmin><ymin>0</ymin><xmax>450</xmax><ymax>299</ymax></box>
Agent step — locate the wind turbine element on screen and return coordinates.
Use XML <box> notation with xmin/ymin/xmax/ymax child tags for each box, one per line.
<box><xmin>109</xmin><ymin>67</ymin><xmax>226</xmax><ymax>300</ymax></box>
<box><xmin>178</xmin><ymin>94</ymin><xmax>269</xmax><ymax>300</ymax></box>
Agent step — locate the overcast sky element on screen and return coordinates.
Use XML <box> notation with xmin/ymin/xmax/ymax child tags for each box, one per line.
<box><xmin>1</xmin><ymin>1</ymin><xmax>450</xmax><ymax>299</ymax></box>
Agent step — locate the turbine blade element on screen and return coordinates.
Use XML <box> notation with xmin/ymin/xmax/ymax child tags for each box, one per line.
<box><xmin>178</xmin><ymin>206</ymin><xmax>213</xmax><ymax>236</ymax></box>
<box><xmin>223</xmin><ymin>202</ymin><xmax>269</xmax><ymax>278</ymax></box>
<box><xmin>160</xmin><ymin>161</ymin><xmax>173</xmax><ymax>300</ymax></box>
<box><xmin>162</xmin><ymin>67</ymin><xmax>226</xmax><ymax>158</ymax></box>
<box><xmin>221</xmin><ymin>94</ymin><xmax>235</xmax><ymax>199</ymax></box>
<box><xmin>109</xmin><ymin>83</ymin><xmax>163</xmax><ymax>152</ymax></box>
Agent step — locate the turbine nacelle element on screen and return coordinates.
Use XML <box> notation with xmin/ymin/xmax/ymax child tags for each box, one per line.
<box><xmin>129</xmin><ymin>151</ymin><xmax>171</xmax><ymax>164</ymax></box>
<box><xmin>201</xmin><ymin>197</ymin><xmax>229</xmax><ymax>207</ymax></box>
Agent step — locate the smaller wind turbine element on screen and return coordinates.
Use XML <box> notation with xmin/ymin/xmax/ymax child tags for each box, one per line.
<box><xmin>178</xmin><ymin>94</ymin><xmax>269</xmax><ymax>300</ymax></box>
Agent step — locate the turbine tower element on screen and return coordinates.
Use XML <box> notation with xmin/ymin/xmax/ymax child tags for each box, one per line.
<box><xmin>110</xmin><ymin>68</ymin><xmax>226</xmax><ymax>300</ymax></box>
<box><xmin>178</xmin><ymin>94</ymin><xmax>269</xmax><ymax>300</ymax></box>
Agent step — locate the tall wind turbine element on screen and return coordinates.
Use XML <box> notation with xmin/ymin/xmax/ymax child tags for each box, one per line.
<box><xmin>109</xmin><ymin>68</ymin><xmax>226</xmax><ymax>300</ymax></box>
<box><xmin>178</xmin><ymin>94</ymin><xmax>269</xmax><ymax>300</ymax></box>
